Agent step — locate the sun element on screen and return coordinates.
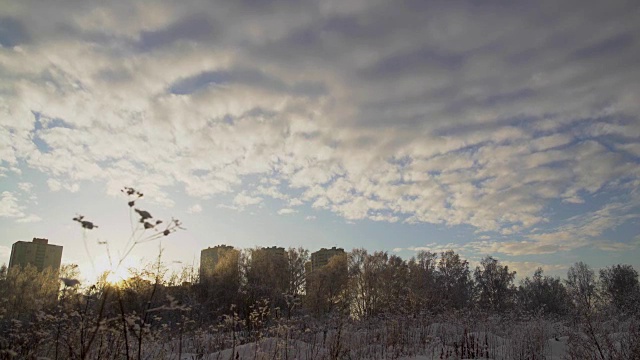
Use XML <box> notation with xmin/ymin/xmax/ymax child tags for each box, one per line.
<box><xmin>81</xmin><ymin>255</ymin><xmax>140</xmax><ymax>286</ymax></box>
<box><xmin>105</xmin><ymin>268</ymin><xmax>129</xmax><ymax>285</ymax></box>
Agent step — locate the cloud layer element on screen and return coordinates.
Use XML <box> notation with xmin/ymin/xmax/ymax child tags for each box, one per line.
<box><xmin>1</xmin><ymin>0</ymin><xmax>639</xmax><ymax>256</ymax></box>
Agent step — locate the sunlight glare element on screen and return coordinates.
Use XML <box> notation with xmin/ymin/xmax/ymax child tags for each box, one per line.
<box><xmin>80</xmin><ymin>255</ymin><xmax>140</xmax><ymax>286</ymax></box>
<box><xmin>105</xmin><ymin>267</ymin><xmax>129</xmax><ymax>285</ymax></box>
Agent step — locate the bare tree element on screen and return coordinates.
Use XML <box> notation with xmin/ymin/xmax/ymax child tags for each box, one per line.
<box><xmin>436</xmin><ymin>250</ymin><xmax>474</xmax><ymax>310</ymax></box>
<box><xmin>599</xmin><ymin>264</ymin><xmax>640</xmax><ymax>315</ymax></box>
<box><xmin>474</xmin><ymin>256</ymin><xmax>516</xmax><ymax>312</ymax></box>
<box><xmin>518</xmin><ymin>267</ymin><xmax>570</xmax><ymax>315</ymax></box>
<box><xmin>566</xmin><ymin>261</ymin><xmax>599</xmax><ymax>313</ymax></box>
<box><xmin>407</xmin><ymin>251</ymin><xmax>439</xmax><ymax>314</ymax></box>
<box><xmin>305</xmin><ymin>253</ymin><xmax>348</xmax><ymax>316</ymax></box>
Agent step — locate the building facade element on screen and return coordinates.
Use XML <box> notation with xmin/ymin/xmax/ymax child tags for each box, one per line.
<box><xmin>256</xmin><ymin>246</ymin><xmax>286</xmax><ymax>259</ymax></box>
<box><xmin>310</xmin><ymin>247</ymin><xmax>345</xmax><ymax>271</ymax></box>
<box><xmin>248</xmin><ymin>246</ymin><xmax>288</xmax><ymax>294</ymax></box>
<box><xmin>200</xmin><ymin>245</ymin><xmax>237</xmax><ymax>280</ymax></box>
<box><xmin>9</xmin><ymin>238</ymin><xmax>63</xmax><ymax>271</ymax></box>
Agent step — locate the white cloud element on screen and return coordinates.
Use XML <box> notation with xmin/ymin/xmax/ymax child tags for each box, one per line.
<box><xmin>17</xmin><ymin>182</ymin><xmax>33</xmax><ymax>193</ymax></box>
<box><xmin>368</xmin><ymin>213</ymin><xmax>399</xmax><ymax>223</ymax></box>
<box><xmin>0</xmin><ymin>191</ymin><xmax>42</xmax><ymax>223</ymax></box>
<box><xmin>0</xmin><ymin>0</ymin><xmax>638</xmax><ymax>251</ymax></box>
<box><xmin>0</xmin><ymin>191</ymin><xmax>24</xmax><ymax>218</ymax></box>
<box><xmin>187</xmin><ymin>204</ymin><xmax>202</xmax><ymax>214</ymax></box>
<box><xmin>0</xmin><ymin>245</ymin><xmax>11</xmax><ymax>263</ymax></box>
<box><xmin>591</xmin><ymin>240</ymin><xmax>636</xmax><ymax>252</ymax></box>
<box><xmin>460</xmin><ymin>199</ymin><xmax>640</xmax><ymax>256</ymax></box>
<box><xmin>232</xmin><ymin>192</ymin><xmax>263</xmax><ymax>209</ymax></box>
<box><xmin>47</xmin><ymin>179</ymin><xmax>62</xmax><ymax>192</ymax></box>
<box><xmin>255</xmin><ymin>185</ymin><xmax>289</xmax><ymax>200</ymax></box>
<box><xmin>277</xmin><ymin>208</ymin><xmax>297</xmax><ymax>215</ymax></box>
<box><xmin>288</xmin><ymin>198</ymin><xmax>303</xmax><ymax>206</ymax></box>
<box><xmin>499</xmin><ymin>261</ymin><xmax>568</xmax><ymax>279</ymax></box>
<box><xmin>399</xmin><ymin>243</ymin><xmax>469</xmax><ymax>255</ymax></box>
<box><xmin>305</xmin><ymin>215</ymin><xmax>316</xmax><ymax>221</ymax></box>
<box><xmin>15</xmin><ymin>214</ymin><xmax>42</xmax><ymax>223</ymax></box>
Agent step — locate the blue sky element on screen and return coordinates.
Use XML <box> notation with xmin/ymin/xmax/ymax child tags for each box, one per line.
<box><xmin>1</xmin><ymin>0</ymin><xmax>639</xmax><ymax>282</ymax></box>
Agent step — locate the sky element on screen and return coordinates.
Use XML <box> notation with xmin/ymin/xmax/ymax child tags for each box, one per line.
<box><xmin>1</xmin><ymin>0</ymin><xmax>639</xmax><ymax>283</ymax></box>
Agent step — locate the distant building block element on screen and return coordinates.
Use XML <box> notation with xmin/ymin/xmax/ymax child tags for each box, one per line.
<box><xmin>200</xmin><ymin>245</ymin><xmax>237</xmax><ymax>280</ymax></box>
<box><xmin>9</xmin><ymin>238</ymin><xmax>63</xmax><ymax>271</ymax></box>
<box><xmin>311</xmin><ymin>247</ymin><xmax>345</xmax><ymax>271</ymax></box>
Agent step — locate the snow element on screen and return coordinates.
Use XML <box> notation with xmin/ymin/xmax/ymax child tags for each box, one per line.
<box><xmin>168</xmin><ymin>334</ymin><xmax>575</xmax><ymax>360</ymax></box>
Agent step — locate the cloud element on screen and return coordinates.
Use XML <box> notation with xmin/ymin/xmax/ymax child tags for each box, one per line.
<box><xmin>47</xmin><ymin>179</ymin><xmax>62</xmax><ymax>192</ymax></box>
<box><xmin>591</xmin><ymin>241</ymin><xmax>636</xmax><ymax>252</ymax></box>
<box><xmin>231</xmin><ymin>192</ymin><xmax>263</xmax><ymax>210</ymax></box>
<box><xmin>47</xmin><ymin>179</ymin><xmax>79</xmax><ymax>193</ymax></box>
<box><xmin>398</xmin><ymin>243</ymin><xmax>469</xmax><ymax>255</ymax></box>
<box><xmin>499</xmin><ymin>261</ymin><xmax>568</xmax><ymax>279</ymax></box>
<box><xmin>187</xmin><ymin>204</ymin><xmax>202</xmax><ymax>214</ymax></box>
<box><xmin>168</xmin><ymin>67</ymin><xmax>325</xmax><ymax>97</ymax></box>
<box><xmin>255</xmin><ymin>185</ymin><xmax>289</xmax><ymax>200</ymax></box>
<box><xmin>277</xmin><ymin>208</ymin><xmax>297</xmax><ymax>215</ymax></box>
<box><xmin>15</xmin><ymin>214</ymin><xmax>42</xmax><ymax>223</ymax></box>
<box><xmin>0</xmin><ymin>191</ymin><xmax>42</xmax><ymax>223</ymax></box>
<box><xmin>136</xmin><ymin>14</ymin><xmax>216</xmax><ymax>52</ymax></box>
<box><xmin>0</xmin><ymin>0</ymin><xmax>638</xmax><ymax>252</ymax></box>
<box><xmin>17</xmin><ymin>182</ymin><xmax>33</xmax><ymax>192</ymax></box>
<box><xmin>305</xmin><ymin>215</ymin><xmax>316</xmax><ymax>221</ymax></box>
<box><xmin>0</xmin><ymin>191</ymin><xmax>24</xmax><ymax>218</ymax></box>
<box><xmin>0</xmin><ymin>245</ymin><xmax>10</xmax><ymax>263</ymax></box>
<box><xmin>288</xmin><ymin>198</ymin><xmax>303</xmax><ymax>206</ymax></box>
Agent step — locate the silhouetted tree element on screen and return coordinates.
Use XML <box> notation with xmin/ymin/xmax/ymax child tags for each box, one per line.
<box><xmin>0</xmin><ymin>264</ymin><xmax>59</xmax><ymax>316</ymax></box>
<box><xmin>348</xmin><ymin>249</ymin><xmax>391</xmax><ymax>318</ymax></box>
<box><xmin>599</xmin><ymin>264</ymin><xmax>640</xmax><ymax>315</ymax></box>
<box><xmin>380</xmin><ymin>254</ymin><xmax>410</xmax><ymax>315</ymax></box>
<box><xmin>286</xmin><ymin>247</ymin><xmax>309</xmax><ymax>296</ymax></box>
<box><xmin>200</xmin><ymin>247</ymin><xmax>241</xmax><ymax>316</ymax></box>
<box><xmin>474</xmin><ymin>256</ymin><xmax>516</xmax><ymax>312</ymax></box>
<box><xmin>518</xmin><ymin>268</ymin><xmax>570</xmax><ymax>315</ymax></box>
<box><xmin>282</xmin><ymin>247</ymin><xmax>308</xmax><ymax>317</ymax></box>
<box><xmin>407</xmin><ymin>251</ymin><xmax>439</xmax><ymax>314</ymax></box>
<box><xmin>244</xmin><ymin>247</ymin><xmax>288</xmax><ymax>316</ymax></box>
<box><xmin>305</xmin><ymin>253</ymin><xmax>348</xmax><ymax>316</ymax></box>
<box><xmin>436</xmin><ymin>250</ymin><xmax>474</xmax><ymax>310</ymax></box>
<box><xmin>566</xmin><ymin>262</ymin><xmax>599</xmax><ymax>315</ymax></box>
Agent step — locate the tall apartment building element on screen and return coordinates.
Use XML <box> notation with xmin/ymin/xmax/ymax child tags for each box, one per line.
<box><xmin>310</xmin><ymin>247</ymin><xmax>345</xmax><ymax>271</ymax></box>
<box><xmin>9</xmin><ymin>238</ymin><xmax>63</xmax><ymax>271</ymax></box>
<box><xmin>248</xmin><ymin>246</ymin><xmax>288</xmax><ymax>292</ymax></box>
<box><xmin>200</xmin><ymin>245</ymin><xmax>237</xmax><ymax>280</ymax></box>
<box><xmin>256</xmin><ymin>246</ymin><xmax>286</xmax><ymax>259</ymax></box>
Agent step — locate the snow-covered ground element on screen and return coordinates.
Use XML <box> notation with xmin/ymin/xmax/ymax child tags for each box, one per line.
<box><xmin>173</xmin><ymin>334</ymin><xmax>571</xmax><ymax>360</ymax></box>
<box><xmin>7</xmin><ymin>312</ymin><xmax>632</xmax><ymax>359</ymax></box>
<box><xmin>156</xmin><ymin>319</ymin><xmax>623</xmax><ymax>360</ymax></box>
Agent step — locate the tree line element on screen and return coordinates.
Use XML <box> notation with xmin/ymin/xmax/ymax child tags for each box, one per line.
<box><xmin>1</xmin><ymin>248</ymin><xmax>639</xmax><ymax>359</ymax></box>
<box><xmin>2</xmin><ymin>248</ymin><xmax>638</xmax><ymax>322</ymax></box>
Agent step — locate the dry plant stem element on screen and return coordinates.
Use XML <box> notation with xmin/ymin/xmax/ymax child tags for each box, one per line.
<box><xmin>80</xmin><ymin>287</ymin><xmax>110</xmax><ymax>360</ymax></box>
<box><xmin>584</xmin><ymin>312</ymin><xmax>606</xmax><ymax>360</ymax></box>
<box><xmin>178</xmin><ymin>317</ymin><xmax>184</xmax><ymax>360</ymax></box>
<box><xmin>54</xmin><ymin>304</ymin><xmax>63</xmax><ymax>360</ymax></box>
<box><xmin>118</xmin><ymin>288</ymin><xmax>131</xmax><ymax>360</ymax></box>
<box><xmin>138</xmin><ymin>271</ymin><xmax>161</xmax><ymax>360</ymax></box>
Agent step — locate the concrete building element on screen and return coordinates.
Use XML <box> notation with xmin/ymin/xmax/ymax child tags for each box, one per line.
<box><xmin>256</xmin><ymin>246</ymin><xmax>286</xmax><ymax>259</ymax></box>
<box><xmin>249</xmin><ymin>246</ymin><xmax>288</xmax><ymax>292</ymax></box>
<box><xmin>200</xmin><ymin>245</ymin><xmax>237</xmax><ymax>280</ymax></box>
<box><xmin>9</xmin><ymin>238</ymin><xmax>63</xmax><ymax>271</ymax></box>
<box><xmin>310</xmin><ymin>247</ymin><xmax>345</xmax><ymax>271</ymax></box>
